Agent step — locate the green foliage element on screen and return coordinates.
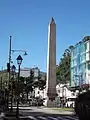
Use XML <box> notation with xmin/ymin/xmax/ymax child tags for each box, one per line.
<box><xmin>30</xmin><ymin>69</ymin><xmax>34</xmax><ymax>80</ymax></box>
<box><xmin>0</xmin><ymin>68</ymin><xmax>46</xmax><ymax>102</ymax></box>
<box><xmin>38</xmin><ymin>78</ymin><xmax>46</xmax><ymax>90</ymax></box>
<box><xmin>56</xmin><ymin>46</ymin><xmax>74</xmax><ymax>84</ymax></box>
<box><xmin>33</xmin><ymin>72</ymin><xmax>46</xmax><ymax>90</ymax></box>
<box><xmin>25</xmin><ymin>77</ymin><xmax>34</xmax><ymax>92</ymax></box>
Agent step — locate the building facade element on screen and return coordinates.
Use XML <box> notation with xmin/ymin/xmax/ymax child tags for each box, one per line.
<box><xmin>20</xmin><ymin>67</ymin><xmax>46</xmax><ymax>82</ymax></box>
<box><xmin>70</xmin><ymin>36</ymin><xmax>90</xmax><ymax>88</ymax></box>
<box><xmin>34</xmin><ymin>83</ymin><xmax>76</xmax><ymax>107</ymax></box>
<box><xmin>20</xmin><ymin>67</ymin><xmax>39</xmax><ymax>82</ymax></box>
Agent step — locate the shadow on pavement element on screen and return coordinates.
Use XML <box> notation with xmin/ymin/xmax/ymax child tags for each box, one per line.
<box><xmin>19</xmin><ymin>111</ymin><xmax>76</xmax><ymax>117</ymax></box>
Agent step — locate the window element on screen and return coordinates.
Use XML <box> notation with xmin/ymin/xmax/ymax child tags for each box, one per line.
<box><xmin>74</xmin><ymin>66</ymin><xmax>77</xmax><ymax>74</ymax></box>
<box><xmin>73</xmin><ymin>48</ymin><xmax>77</xmax><ymax>57</ymax></box>
<box><xmin>88</xmin><ymin>64</ymin><xmax>90</xmax><ymax>70</ymax></box>
<box><xmin>77</xmin><ymin>46</ymin><xmax>80</xmax><ymax>54</ymax></box>
<box><xmin>82</xmin><ymin>72</ymin><xmax>86</xmax><ymax>84</ymax></box>
<box><xmin>77</xmin><ymin>54</ymin><xmax>80</xmax><ymax>64</ymax></box>
<box><xmin>84</xmin><ymin>43</ymin><xmax>87</xmax><ymax>51</ymax></box>
<box><xmin>73</xmin><ymin>59</ymin><xmax>77</xmax><ymax>65</ymax></box>
<box><xmin>80</xmin><ymin>54</ymin><xmax>86</xmax><ymax>63</ymax></box>
<box><xmin>80</xmin><ymin>44</ymin><xmax>85</xmax><ymax>53</ymax></box>
<box><xmin>80</xmin><ymin>64</ymin><xmax>86</xmax><ymax>73</ymax></box>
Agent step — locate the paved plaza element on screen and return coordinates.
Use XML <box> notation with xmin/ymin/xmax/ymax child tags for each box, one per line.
<box><xmin>25</xmin><ymin>115</ymin><xmax>79</xmax><ymax>120</ymax></box>
<box><xmin>0</xmin><ymin>107</ymin><xmax>79</xmax><ymax>120</ymax></box>
<box><xmin>18</xmin><ymin>107</ymin><xmax>78</xmax><ymax>120</ymax></box>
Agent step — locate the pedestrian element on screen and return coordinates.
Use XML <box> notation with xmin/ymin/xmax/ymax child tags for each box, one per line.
<box><xmin>75</xmin><ymin>90</ymin><xmax>90</xmax><ymax>120</ymax></box>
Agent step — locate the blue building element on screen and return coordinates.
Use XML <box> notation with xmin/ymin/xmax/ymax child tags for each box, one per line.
<box><xmin>70</xmin><ymin>36</ymin><xmax>90</xmax><ymax>88</ymax></box>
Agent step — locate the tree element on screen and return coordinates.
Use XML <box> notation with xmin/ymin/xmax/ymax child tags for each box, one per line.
<box><xmin>38</xmin><ymin>76</ymin><xmax>46</xmax><ymax>90</ymax></box>
<box><xmin>56</xmin><ymin>45</ymin><xmax>74</xmax><ymax>84</ymax></box>
<box><xmin>12</xmin><ymin>69</ymin><xmax>35</xmax><ymax>102</ymax></box>
<box><xmin>12</xmin><ymin>76</ymin><xmax>25</xmax><ymax>103</ymax></box>
<box><xmin>33</xmin><ymin>71</ymin><xmax>46</xmax><ymax>90</ymax></box>
<box><xmin>25</xmin><ymin>69</ymin><xmax>34</xmax><ymax>100</ymax></box>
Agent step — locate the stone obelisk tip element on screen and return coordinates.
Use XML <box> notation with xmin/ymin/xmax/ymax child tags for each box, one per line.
<box><xmin>50</xmin><ymin>17</ymin><xmax>55</xmax><ymax>24</ymax></box>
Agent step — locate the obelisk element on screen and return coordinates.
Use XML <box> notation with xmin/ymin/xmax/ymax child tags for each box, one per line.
<box><xmin>46</xmin><ymin>17</ymin><xmax>56</xmax><ymax>107</ymax></box>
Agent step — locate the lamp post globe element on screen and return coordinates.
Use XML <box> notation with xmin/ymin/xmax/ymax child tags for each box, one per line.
<box><xmin>24</xmin><ymin>51</ymin><xmax>28</xmax><ymax>56</ymax></box>
<box><xmin>16</xmin><ymin>55</ymin><xmax>23</xmax><ymax>65</ymax></box>
<box><xmin>12</xmin><ymin>65</ymin><xmax>16</xmax><ymax>73</ymax></box>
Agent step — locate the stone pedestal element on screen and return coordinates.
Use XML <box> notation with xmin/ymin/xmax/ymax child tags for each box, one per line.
<box><xmin>46</xmin><ymin>91</ymin><xmax>57</xmax><ymax>107</ymax></box>
<box><xmin>47</xmin><ymin>99</ymin><xmax>56</xmax><ymax>107</ymax></box>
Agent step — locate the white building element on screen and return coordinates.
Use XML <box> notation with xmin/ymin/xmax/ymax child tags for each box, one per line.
<box><xmin>20</xmin><ymin>67</ymin><xmax>39</xmax><ymax>78</ymax></box>
<box><xmin>56</xmin><ymin>83</ymin><xmax>76</xmax><ymax>98</ymax></box>
<box><xmin>34</xmin><ymin>87</ymin><xmax>47</xmax><ymax>99</ymax></box>
<box><xmin>34</xmin><ymin>83</ymin><xmax>76</xmax><ymax>106</ymax></box>
<box><xmin>20</xmin><ymin>67</ymin><xmax>46</xmax><ymax>81</ymax></box>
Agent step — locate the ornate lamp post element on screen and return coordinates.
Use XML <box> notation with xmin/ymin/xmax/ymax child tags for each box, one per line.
<box><xmin>11</xmin><ymin>65</ymin><xmax>16</xmax><ymax>111</ymax></box>
<box><xmin>12</xmin><ymin>65</ymin><xmax>16</xmax><ymax>73</ymax></box>
<box><xmin>16</xmin><ymin>55</ymin><xmax>23</xmax><ymax>119</ymax></box>
<box><xmin>7</xmin><ymin>36</ymin><xmax>27</xmax><ymax>110</ymax></box>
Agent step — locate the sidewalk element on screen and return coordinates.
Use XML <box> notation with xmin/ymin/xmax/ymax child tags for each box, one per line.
<box><xmin>18</xmin><ymin>106</ymin><xmax>75</xmax><ymax>115</ymax></box>
<box><xmin>36</xmin><ymin>107</ymin><xmax>75</xmax><ymax>115</ymax></box>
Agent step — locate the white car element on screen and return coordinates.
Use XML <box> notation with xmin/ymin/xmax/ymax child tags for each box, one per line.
<box><xmin>65</xmin><ymin>97</ymin><xmax>76</xmax><ymax>108</ymax></box>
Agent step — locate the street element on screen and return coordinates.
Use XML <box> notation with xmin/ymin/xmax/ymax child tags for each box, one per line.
<box><xmin>18</xmin><ymin>107</ymin><xmax>79</xmax><ymax>120</ymax></box>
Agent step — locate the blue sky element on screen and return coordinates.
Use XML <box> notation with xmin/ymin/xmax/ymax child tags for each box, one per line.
<box><xmin>0</xmin><ymin>0</ymin><xmax>90</xmax><ymax>72</ymax></box>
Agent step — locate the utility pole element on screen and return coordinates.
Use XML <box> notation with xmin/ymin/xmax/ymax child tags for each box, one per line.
<box><xmin>1</xmin><ymin>76</ymin><xmax>2</xmax><ymax>90</ymax></box>
<box><xmin>1</xmin><ymin>67</ymin><xmax>3</xmax><ymax>90</ymax></box>
<box><xmin>7</xmin><ymin>36</ymin><xmax>27</xmax><ymax>111</ymax></box>
<box><xmin>7</xmin><ymin>36</ymin><xmax>12</xmax><ymax>110</ymax></box>
<box><xmin>9</xmin><ymin>36</ymin><xmax>12</xmax><ymax>83</ymax></box>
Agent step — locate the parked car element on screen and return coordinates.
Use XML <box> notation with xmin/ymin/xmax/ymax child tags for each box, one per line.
<box><xmin>65</xmin><ymin>96</ymin><xmax>76</xmax><ymax>108</ymax></box>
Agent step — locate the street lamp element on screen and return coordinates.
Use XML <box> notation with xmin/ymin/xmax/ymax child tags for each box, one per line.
<box><xmin>12</xmin><ymin>65</ymin><xmax>16</xmax><ymax>73</ymax></box>
<box><xmin>11</xmin><ymin>65</ymin><xmax>16</xmax><ymax>111</ymax></box>
<box><xmin>16</xmin><ymin>55</ymin><xmax>23</xmax><ymax>119</ymax></box>
<box><xmin>7</xmin><ymin>36</ymin><xmax>27</xmax><ymax>110</ymax></box>
<box><xmin>16</xmin><ymin>55</ymin><xmax>23</xmax><ymax>65</ymax></box>
<box><xmin>12</xmin><ymin>50</ymin><xmax>28</xmax><ymax>56</ymax></box>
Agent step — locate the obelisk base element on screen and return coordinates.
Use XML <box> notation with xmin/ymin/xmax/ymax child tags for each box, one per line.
<box><xmin>46</xmin><ymin>97</ymin><xmax>56</xmax><ymax>107</ymax></box>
